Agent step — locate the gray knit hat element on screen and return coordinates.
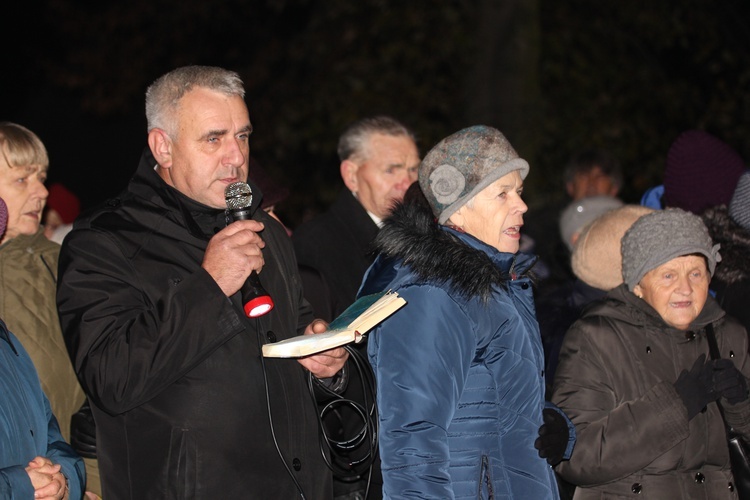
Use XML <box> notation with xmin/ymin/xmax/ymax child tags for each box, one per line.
<box><xmin>559</xmin><ymin>195</ymin><xmax>624</xmax><ymax>251</ymax></box>
<box><xmin>729</xmin><ymin>170</ymin><xmax>750</xmax><ymax>232</ymax></box>
<box><xmin>621</xmin><ymin>208</ymin><xmax>721</xmax><ymax>290</ymax></box>
<box><xmin>418</xmin><ymin>125</ymin><xmax>529</xmax><ymax>224</ymax></box>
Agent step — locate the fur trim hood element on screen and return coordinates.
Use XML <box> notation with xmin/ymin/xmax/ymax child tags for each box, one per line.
<box><xmin>373</xmin><ymin>201</ymin><xmax>535</xmax><ymax>302</ymax></box>
<box><xmin>702</xmin><ymin>205</ymin><xmax>750</xmax><ymax>284</ymax></box>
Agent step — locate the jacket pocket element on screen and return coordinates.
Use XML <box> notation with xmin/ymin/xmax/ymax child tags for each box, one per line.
<box><xmin>165</xmin><ymin>427</ymin><xmax>196</xmax><ymax>500</ymax></box>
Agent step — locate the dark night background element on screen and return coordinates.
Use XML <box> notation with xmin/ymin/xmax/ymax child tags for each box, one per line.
<box><xmin>3</xmin><ymin>0</ymin><xmax>750</xmax><ymax>228</ymax></box>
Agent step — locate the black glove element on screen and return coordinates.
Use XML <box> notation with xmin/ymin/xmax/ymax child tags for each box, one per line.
<box><xmin>714</xmin><ymin>358</ymin><xmax>749</xmax><ymax>405</ymax></box>
<box><xmin>674</xmin><ymin>353</ymin><xmax>718</xmax><ymax>420</ymax></box>
<box><xmin>70</xmin><ymin>399</ymin><xmax>97</xmax><ymax>459</ymax></box>
<box><xmin>534</xmin><ymin>408</ymin><xmax>569</xmax><ymax>466</ymax></box>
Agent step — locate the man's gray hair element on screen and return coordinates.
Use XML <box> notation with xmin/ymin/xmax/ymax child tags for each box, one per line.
<box><xmin>337</xmin><ymin>116</ymin><xmax>416</xmax><ymax>163</ymax></box>
<box><xmin>145</xmin><ymin>65</ymin><xmax>245</xmax><ymax>136</ymax></box>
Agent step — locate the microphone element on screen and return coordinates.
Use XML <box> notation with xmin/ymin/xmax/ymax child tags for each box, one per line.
<box><xmin>225</xmin><ymin>181</ymin><xmax>274</xmax><ymax>318</ymax></box>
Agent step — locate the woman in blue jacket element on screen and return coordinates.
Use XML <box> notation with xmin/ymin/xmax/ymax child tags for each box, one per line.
<box><xmin>0</xmin><ymin>196</ymin><xmax>85</xmax><ymax>500</ymax></box>
<box><xmin>362</xmin><ymin>126</ymin><xmax>574</xmax><ymax>499</ymax></box>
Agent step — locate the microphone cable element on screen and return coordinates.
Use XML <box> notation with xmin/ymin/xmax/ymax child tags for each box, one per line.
<box><xmin>308</xmin><ymin>342</ymin><xmax>379</xmax><ymax>498</ymax></box>
<box><xmin>257</xmin><ymin>319</ymin><xmax>307</xmax><ymax>500</ymax></box>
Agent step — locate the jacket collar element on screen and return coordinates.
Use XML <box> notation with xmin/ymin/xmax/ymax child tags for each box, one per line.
<box><xmin>129</xmin><ymin>148</ymin><xmax>265</xmax><ymax>240</ymax></box>
<box><xmin>0</xmin><ymin>227</ymin><xmax>49</xmax><ymax>251</ymax></box>
<box><xmin>606</xmin><ymin>283</ymin><xmax>726</xmax><ymax>335</ymax></box>
<box><xmin>374</xmin><ymin>200</ymin><xmax>536</xmax><ymax>302</ymax></box>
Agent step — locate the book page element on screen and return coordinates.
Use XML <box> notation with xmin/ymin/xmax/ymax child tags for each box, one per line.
<box><xmin>261</xmin><ymin>290</ymin><xmax>406</xmax><ymax>358</ymax></box>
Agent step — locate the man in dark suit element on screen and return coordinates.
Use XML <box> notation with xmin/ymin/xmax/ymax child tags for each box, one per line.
<box><xmin>293</xmin><ymin>116</ymin><xmax>420</xmax><ymax>322</ymax></box>
<box><xmin>293</xmin><ymin>116</ymin><xmax>420</xmax><ymax>499</ymax></box>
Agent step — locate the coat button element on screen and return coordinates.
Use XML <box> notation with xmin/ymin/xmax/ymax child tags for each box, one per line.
<box><xmin>694</xmin><ymin>472</ymin><xmax>705</xmax><ymax>483</ymax></box>
<box><xmin>631</xmin><ymin>483</ymin><xmax>642</xmax><ymax>494</ymax></box>
<box><xmin>521</xmin><ymin>283</ymin><xmax>529</xmax><ymax>290</ymax></box>
<box><xmin>266</xmin><ymin>331</ymin><xmax>277</xmax><ymax>343</ymax></box>
<box><xmin>292</xmin><ymin>458</ymin><xmax>301</xmax><ymax>471</ymax></box>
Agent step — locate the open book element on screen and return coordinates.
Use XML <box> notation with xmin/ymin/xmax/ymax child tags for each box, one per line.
<box><xmin>261</xmin><ymin>290</ymin><xmax>406</xmax><ymax>358</ymax></box>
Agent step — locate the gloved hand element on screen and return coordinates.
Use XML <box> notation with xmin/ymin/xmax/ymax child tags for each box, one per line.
<box><xmin>70</xmin><ymin>399</ymin><xmax>97</xmax><ymax>459</ymax></box>
<box><xmin>674</xmin><ymin>353</ymin><xmax>718</xmax><ymax>420</ymax></box>
<box><xmin>534</xmin><ymin>408</ymin><xmax>569</xmax><ymax>466</ymax></box>
<box><xmin>714</xmin><ymin>358</ymin><xmax>749</xmax><ymax>405</ymax></box>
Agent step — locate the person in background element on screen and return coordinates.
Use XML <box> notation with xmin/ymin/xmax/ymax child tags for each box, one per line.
<box><xmin>293</xmin><ymin>115</ymin><xmax>420</xmax><ymax>499</ymax></box>
<box><xmin>0</xmin><ymin>122</ymin><xmax>100</xmax><ymax>497</ymax></box>
<box><xmin>293</xmin><ymin>116</ymin><xmax>420</xmax><ymax>322</ymax></box>
<box><xmin>553</xmin><ymin>208</ymin><xmax>750</xmax><ymax>498</ymax></box>
<box><xmin>43</xmin><ymin>183</ymin><xmax>81</xmax><ymax>244</ymax></box>
<box><xmin>525</xmin><ymin>149</ymin><xmax>623</xmax><ymax>295</ymax></box>
<box><xmin>558</xmin><ymin>195</ymin><xmax>623</xmax><ymax>252</ymax></box>
<box><xmin>539</xmin><ymin>203</ymin><xmax>651</xmax><ymax>393</ymax></box>
<box><xmin>56</xmin><ymin>65</ymin><xmax>348</xmax><ymax>499</ymax></box>
<box><xmin>701</xmin><ymin>170</ymin><xmax>750</xmax><ymax>333</ymax></box>
<box><xmin>361</xmin><ymin>125</ymin><xmax>574</xmax><ymax>498</ymax></box>
<box><xmin>0</xmin><ymin>195</ymin><xmax>85</xmax><ymax>500</ymax></box>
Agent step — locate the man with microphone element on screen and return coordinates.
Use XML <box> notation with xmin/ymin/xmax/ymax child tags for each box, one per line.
<box><xmin>56</xmin><ymin>65</ymin><xmax>348</xmax><ymax>499</ymax></box>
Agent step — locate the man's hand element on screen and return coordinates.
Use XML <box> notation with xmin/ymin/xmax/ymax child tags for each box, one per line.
<box><xmin>202</xmin><ymin>220</ymin><xmax>265</xmax><ymax>296</ymax></box>
<box><xmin>26</xmin><ymin>456</ymin><xmax>69</xmax><ymax>500</ymax></box>
<box><xmin>297</xmin><ymin>319</ymin><xmax>349</xmax><ymax>378</ymax></box>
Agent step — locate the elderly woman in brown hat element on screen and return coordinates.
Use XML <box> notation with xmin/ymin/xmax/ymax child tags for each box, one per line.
<box><xmin>359</xmin><ymin>125</ymin><xmax>575</xmax><ymax>499</ymax></box>
<box><xmin>552</xmin><ymin>208</ymin><xmax>750</xmax><ymax>499</ymax></box>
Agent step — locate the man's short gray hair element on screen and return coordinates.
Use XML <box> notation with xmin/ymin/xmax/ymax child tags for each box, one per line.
<box><xmin>337</xmin><ymin>116</ymin><xmax>416</xmax><ymax>163</ymax></box>
<box><xmin>145</xmin><ymin>65</ymin><xmax>245</xmax><ymax>136</ymax></box>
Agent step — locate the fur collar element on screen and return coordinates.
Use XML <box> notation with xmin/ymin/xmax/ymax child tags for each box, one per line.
<box><xmin>702</xmin><ymin>205</ymin><xmax>750</xmax><ymax>284</ymax></box>
<box><xmin>374</xmin><ymin>201</ymin><xmax>534</xmax><ymax>302</ymax></box>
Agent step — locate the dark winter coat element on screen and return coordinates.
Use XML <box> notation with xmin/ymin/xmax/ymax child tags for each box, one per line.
<box><xmin>702</xmin><ymin>205</ymin><xmax>750</xmax><ymax>333</ymax></box>
<box><xmin>553</xmin><ymin>285</ymin><xmax>750</xmax><ymax>499</ymax></box>
<box><xmin>362</xmin><ymin>202</ymin><xmax>570</xmax><ymax>499</ymax></box>
<box><xmin>293</xmin><ymin>188</ymin><xmax>379</xmax><ymax>321</ymax></box>
<box><xmin>57</xmin><ymin>149</ymin><xmax>332</xmax><ymax>499</ymax></box>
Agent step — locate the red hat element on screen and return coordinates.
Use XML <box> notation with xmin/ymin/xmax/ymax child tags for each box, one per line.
<box><xmin>46</xmin><ymin>183</ymin><xmax>81</xmax><ymax>224</ymax></box>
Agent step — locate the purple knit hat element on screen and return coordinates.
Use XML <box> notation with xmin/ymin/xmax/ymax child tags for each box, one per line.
<box><xmin>0</xmin><ymin>197</ymin><xmax>7</xmax><ymax>238</ymax></box>
<box><xmin>663</xmin><ymin>130</ymin><xmax>746</xmax><ymax>215</ymax></box>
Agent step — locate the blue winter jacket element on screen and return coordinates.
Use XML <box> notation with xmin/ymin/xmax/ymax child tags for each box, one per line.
<box><xmin>361</xmin><ymin>202</ymin><xmax>572</xmax><ymax>499</ymax></box>
<box><xmin>0</xmin><ymin>319</ymin><xmax>85</xmax><ymax>499</ymax></box>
